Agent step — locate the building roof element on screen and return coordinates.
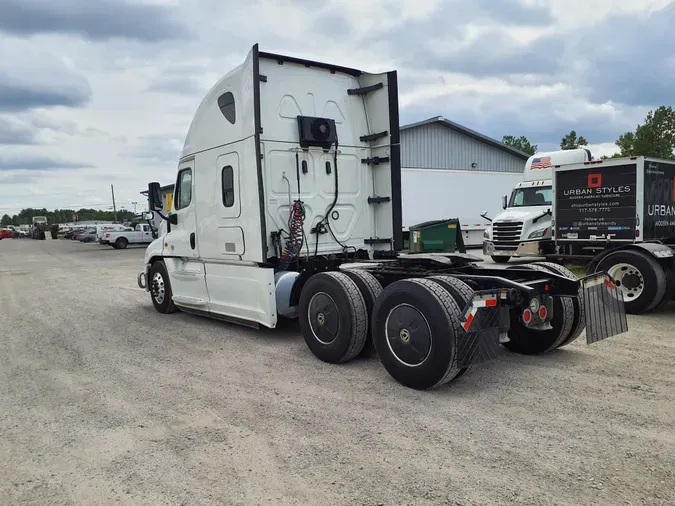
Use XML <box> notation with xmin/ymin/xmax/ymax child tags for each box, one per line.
<box><xmin>400</xmin><ymin>116</ymin><xmax>530</xmax><ymax>160</ymax></box>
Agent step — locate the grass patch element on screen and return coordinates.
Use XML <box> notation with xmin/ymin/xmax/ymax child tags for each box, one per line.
<box><xmin>564</xmin><ymin>264</ymin><xmax>587</xmax><ymax>279</ymax></box>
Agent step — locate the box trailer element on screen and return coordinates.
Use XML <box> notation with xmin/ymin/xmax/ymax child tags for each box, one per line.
<box><xmin>136</xmin><ymin>44</ymin><xmax>628</xmax><ymax>391</ymax></box>
<box><xmin>401</xmin><ymin>168</ymin><xmax>521</xmax><ymax>248</ymax></box>
<box><xmin>552</xmin><ymin>156</ymin><xmax>675</xmax><ymax>314</ymax></box>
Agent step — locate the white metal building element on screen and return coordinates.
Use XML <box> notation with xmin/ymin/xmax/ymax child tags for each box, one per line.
<box><xmin>401</xmin><ymin>116</ymin><xmax>529</xmax><ymax>173</ymax></box>
<box><xmin>400</xmin><ymin>116</ymin><xmax>530</xmax><ymax>247</ymax></box>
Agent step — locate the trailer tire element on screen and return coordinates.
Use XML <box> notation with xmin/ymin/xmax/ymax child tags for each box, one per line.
<box><xmin>427</xmin><ymin>275</ymin><xmax>478</xmax><ymax>381</ymax></box>
<box><xmin>149</xmin><ymin>260</ymin><xmax>178</xmax><ymax>314</ymax></box>
<box><xmin>371</xmin><ymin>278</ymin><xmax>461</xmax><ymax>390</ymax></box>
<box><xmin>595</xmin><ymin>250</ymin><xmax>666</xmax><ymax>314</ymax></box>
<box><xmin>491</xmin><ymin>256</ymin><xmax>510</xmax><ymax>264</ymax></box>
<box><xmin>503</xmin><ymin>264</ymin><xmax>574</xmax><ymax>354</ymax></box>
<box><xmin>342</xmin><ymin>269</ymin><xmax>382</xmax><ymax>358</ymax></box>
<box><xmin>532</xmin><ymin>262</ymin><xmax>585</xmax><ymax>348</ymax></box>
<box><xmin>299</xmin><ymin>272</ymin><xmax>368</xmax><ymax>364</ymax></box>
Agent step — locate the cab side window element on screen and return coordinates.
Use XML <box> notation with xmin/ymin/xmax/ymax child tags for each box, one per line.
<box><xmin>222</xmin><ymin>166</ymin><xmax>234</xmax><ymax>207</ymax></box>
<box><xmin>175</xmin><ymin>168</ymin><xmax>192</xmax><ymax>210</ymax></box>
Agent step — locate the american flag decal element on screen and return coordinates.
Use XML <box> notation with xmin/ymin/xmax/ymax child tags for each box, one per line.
<box><xmin>531</xmin><ymin>156</ymin><xmax>552</xmax><ymax>169</ymax></box>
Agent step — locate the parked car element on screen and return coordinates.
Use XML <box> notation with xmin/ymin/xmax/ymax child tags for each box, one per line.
<box><xmin>0</xmin><ymin>228</ymin><xmax>13</xmax><ymax>239</ymax></box>
<box><xmin>68</xmin><ymin>228</ymin><xmax>87</xmax><ymax>240</ymax></box>
<box><xmin>76</xmin><ymin>229</ymin><xmax>97</xmax><ymax>242</ymax></box>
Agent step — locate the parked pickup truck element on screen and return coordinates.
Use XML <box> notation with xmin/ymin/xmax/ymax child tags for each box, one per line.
<box><xmin>103</xmin><ymin>223</ymin><xmax>156</xmax><ymax>249</ymax></box>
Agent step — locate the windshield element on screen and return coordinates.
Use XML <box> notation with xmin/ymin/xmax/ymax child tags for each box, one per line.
<box><xmin>509</xmin><ymin>186</ymin><xmax>552</xmax><ymax>207</ymax></box>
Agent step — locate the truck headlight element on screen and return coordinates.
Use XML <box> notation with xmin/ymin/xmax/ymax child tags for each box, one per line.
<box><xmin>528</xmin><ymin>227</ymin><xmax>549</xmax><ymax>239</ymax></box>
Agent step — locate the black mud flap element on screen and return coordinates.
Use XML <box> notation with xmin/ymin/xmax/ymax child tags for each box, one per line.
<box><xmin>581</xmin><ymin>273</ymin><xmax>629</xmax><ymax>344</ymax></box>
<box><xmin>458</xmin><ymin>290</ymin><xmax>504</xmax><ymax>368</ymax></box>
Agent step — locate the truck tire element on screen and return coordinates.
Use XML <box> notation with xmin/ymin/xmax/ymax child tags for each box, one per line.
<box><xmin>298</xmin><ymin>272</ymin><xmax>368</xmax><ymax>364</ymax></box>
<box><xmin>503</xmin><ymin>264</ymin><xmax>574</xmax><ymax>355</ymax></box>
<box><xmin>491</xmin><ymin>256</ymin><xmax>510</xmax><ymax>264</ymax></box>
<box><xmin>115</xmin><ymin>237</ymin><xmax>128</xmax><ymax>249</ymax></box>
<box><xmin>342</xmin><ymin>269</ymin><xmax>382</xmax><ymax>358</ymax></box>
<box><xmin>532</xmin><ymin>262</ymin><xmax>585</xmax><ymax>348</ymax></box>
<box><xmin>427</xmin><ymin>275</ymin><xmax>477</xmax><ymax>381</ymax></box>
<box><xmin>595</xmin><ymin>250</ymin><xmax>666</xmax><ymax>314</ymax></box>
<box><xmin>149</xmin><ymin>261</ymin><xmax>178</xmax><ymax>314</ymax></box>
<box><xmin>371</xmin><ymin>278</ymin><xmax>461</xmax><ymax>390</ymax></box>
<box><xmin>653</xmin><ymin>266</ymin><xmax>675</xmax><ymax>311</ymax></box>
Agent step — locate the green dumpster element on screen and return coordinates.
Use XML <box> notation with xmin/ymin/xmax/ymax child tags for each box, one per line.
<box><xmin>408</xmin><ymin>218</ymin><xmax>466</xmax><ymax>254</ymax></box>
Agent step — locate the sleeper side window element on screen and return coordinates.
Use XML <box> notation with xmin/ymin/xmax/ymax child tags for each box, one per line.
<box><xmin>175</xmin><ymin>168</ymin><xmax>193</xmax><ymax>210</ymax></box>
<box><xmin>217</xmin><ymin>92</ymin><xmax>236</xmax><ymax>124</ymax></box>
<box><xmin>222</xmin><ymin>166</ymin><xmax>234</xmax><ymax>208</ymax></box>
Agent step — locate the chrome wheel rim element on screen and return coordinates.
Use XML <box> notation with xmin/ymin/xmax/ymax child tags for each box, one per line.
<box><xmin>607</xmin><ymin>263</ymin><xmax>644</xmax><ymax>301</ymax></box>
<box><xmin>151</xmin><ymin>271</ymin><xmax>166</xmax><ymax>304</ymax></box>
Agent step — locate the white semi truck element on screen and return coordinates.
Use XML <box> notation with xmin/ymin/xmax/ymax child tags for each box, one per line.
<box><xmin>483</xmin><ymin>149</ymin><xmax>592</xmax><ymax>262</ymax></box>
<box><xmin>136</xmin><ymin>45</ymin><xmax>627</xmax><ymax>391</ymax></box>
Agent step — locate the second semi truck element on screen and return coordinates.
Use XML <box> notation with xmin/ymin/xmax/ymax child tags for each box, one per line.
<box><xmin>483</xmin><ymin>149</ymin><xmax>592</xmax><ymax>262</ymax></box>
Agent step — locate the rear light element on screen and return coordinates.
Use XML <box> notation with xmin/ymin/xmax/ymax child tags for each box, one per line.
<box><xmin>539</xmin><ymin>306</ymin><xmax>548</xmax><ymax>320</ymax></box>
<box><xmin>522</xmin><ymin>309</ymin><xmax>532</xmax><ymax>324</ymax></box>
<box><xmin>630</xmin><ymin>157</ymin><xmax>637</xmax><ymax>160</ymax></box>
<box><xmin>636</xmin><ymin>230</ymin><xmax>640</xmax><ymax>237</ymax></box>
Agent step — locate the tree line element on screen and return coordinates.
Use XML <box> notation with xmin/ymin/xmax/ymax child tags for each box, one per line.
<box><xmin>501</xmin><ymin>105</ymin><xmax>675</xmax><ymax>159</ymax></box>
<box><xmin>1</xmin><ymin>208</ymin><xmax>138</xmax><ymax>227</ymax></box>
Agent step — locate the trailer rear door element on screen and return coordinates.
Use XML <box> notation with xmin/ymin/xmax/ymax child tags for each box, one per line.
<box><xmin>555</xmin><ymin>162</ymin><xmax>637</xmax><ymax>241</ymax></box>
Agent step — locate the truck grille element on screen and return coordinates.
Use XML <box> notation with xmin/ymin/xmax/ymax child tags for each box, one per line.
<box><xmin>492</xmin><ymin>221</ymin><xmax>523</xmax><ymax>251</ymax></box>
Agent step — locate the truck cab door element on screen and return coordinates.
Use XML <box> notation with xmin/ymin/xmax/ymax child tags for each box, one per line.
<box><xmin>162</xmin><ymin>158</ymin><xmax>210</xmax><ymax>309</ymax></box>
<box><xmin>165</xmin><ymin>161</ymin><xmax>199</xmax><ymax>258</ymax></box>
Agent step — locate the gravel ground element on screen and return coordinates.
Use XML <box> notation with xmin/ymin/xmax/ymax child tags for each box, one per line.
<box><xmin>1</xmin><ymin>239</ymin><xmax>674</xmax><ymax>506</ymax></box>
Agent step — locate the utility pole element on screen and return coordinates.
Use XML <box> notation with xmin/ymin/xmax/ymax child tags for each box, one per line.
<box><xmin>111</xmin><ymin>184</ymin><xmax>118</xmax><ymax>222</ymax></box>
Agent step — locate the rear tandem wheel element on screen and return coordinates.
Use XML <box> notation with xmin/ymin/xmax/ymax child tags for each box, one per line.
<box><xmin>371</xmin><ymin>278</ymin><xmax>463</xmax><ymax>390</ymax></box>
<box><xmin>502</xmin><ymin>264</ymin><xmax>575</xmax><ymax>355</ymax></box>
<box><xmin>342</xmin><ymin>269</ymin><xmax>383</xmax><ymax>358</ymax></box>
<box><xmin>427</xmin><ymin>275</ymin><xmax>479</xmax><ymax>381</ymax></box>
<box><xmin>298</xmin><ymin>272</ymin><xmax>369</xmax><ymax>364</ymax></box>
<box><xmin>532</xmin><ymin>262</ymin><xmax>586</xmax><ymax>348</ymax></box>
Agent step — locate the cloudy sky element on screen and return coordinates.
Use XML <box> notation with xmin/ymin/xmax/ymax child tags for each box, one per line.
<box><xmin>0</xmin><ymin>0</ymin><xmax>673</xmax><ymax>216</ymax></box>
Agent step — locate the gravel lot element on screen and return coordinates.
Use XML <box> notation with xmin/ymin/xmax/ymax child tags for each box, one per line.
<box><xmin>1</xmin><ymin>239</ymin><xmax>674</xmax><ymax>506</ymax></box>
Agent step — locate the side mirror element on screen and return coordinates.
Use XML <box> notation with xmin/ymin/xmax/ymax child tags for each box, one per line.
<box><xmin>501</xmin><ymin>195</ymin><xmax>508</xmax><ymax>209</ymax></box>
<box><xmin>142</xmin><ymin>212</ymin><xmax>154</xmax><ymax>221</ymax></box>
<box><xmin>148</xmin><ymin>182</ymin><xmax>163</xmax><ymax>211</ymax></box>
<box><xmin>168</xmin><ymin>214</ymin><xmax>178</xmax><ymax>225</ymax></box>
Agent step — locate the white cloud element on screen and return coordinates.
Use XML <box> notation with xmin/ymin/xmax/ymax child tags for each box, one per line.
<box><xmin>0</xmin><ymin>0</ymin><xmax>673</xmax><ymax>216</ymax></box>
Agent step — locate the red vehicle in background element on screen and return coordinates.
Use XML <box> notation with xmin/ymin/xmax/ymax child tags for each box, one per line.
<box><xmin>0</xmin><ymin>228</ymin><xmax>13</xmax><ymax>239</ymax></box>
